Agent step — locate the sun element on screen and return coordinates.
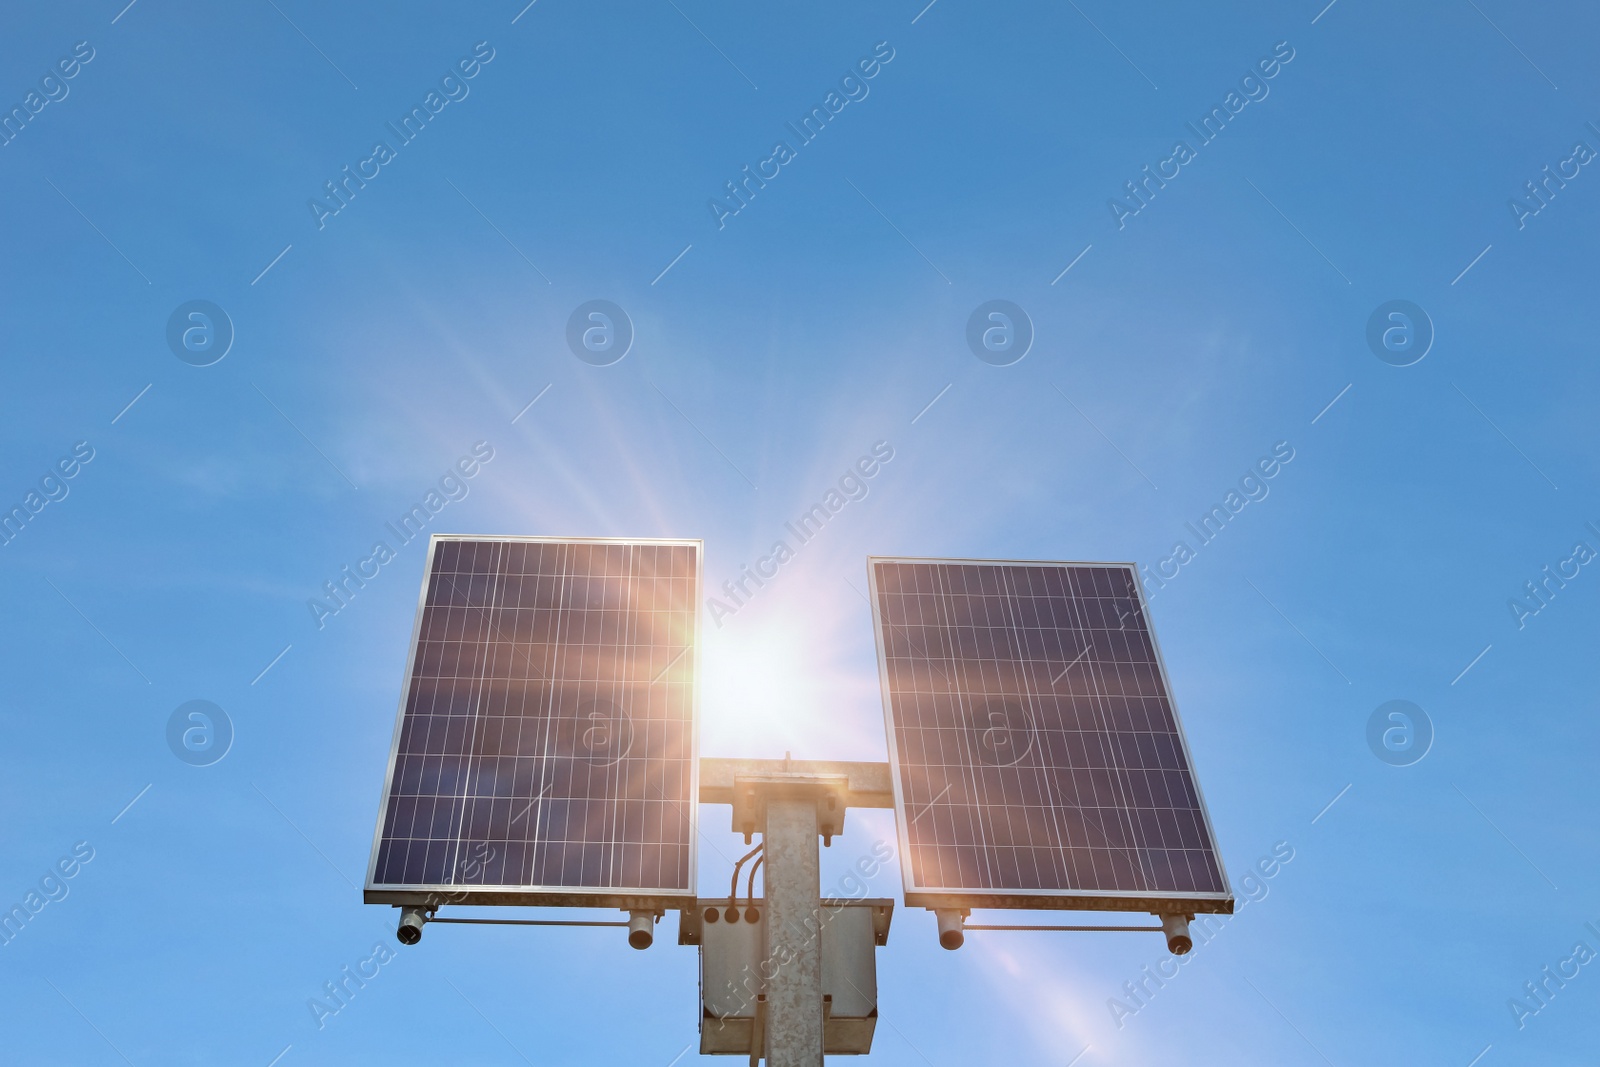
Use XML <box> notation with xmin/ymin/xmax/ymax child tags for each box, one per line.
<box><xmin>698</xmin><ymin>609</ymin><xmax>830</xmax><ymax>757</ymax></box>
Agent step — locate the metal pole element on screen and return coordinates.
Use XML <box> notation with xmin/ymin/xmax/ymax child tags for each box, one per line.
<box><xmin>762</xmin><ymin>797</ymin><xmax>824</xmax><ymax>1066</ymax></box>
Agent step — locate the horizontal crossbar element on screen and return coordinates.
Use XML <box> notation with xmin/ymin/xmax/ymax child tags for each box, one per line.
<box><xmin>427</xmin><ymin>917</ymin><xmax>628</xmax><ymax>928</ymax></box>
<box><xmin>963</xmin><ymin>924</ymin><xmax>1162</xmax><ymax>933</ymax></box>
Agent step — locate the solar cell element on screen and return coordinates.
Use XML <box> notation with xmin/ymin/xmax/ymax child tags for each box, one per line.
<box><xmin>867</xmin><ymin>558</ymin><xmax>1231</xmax><ymax>915</ymax></box>
<box><xmin>364</xmin><ymin>536</ymin><xmax>700</xmax><ymax>909</ymax></box>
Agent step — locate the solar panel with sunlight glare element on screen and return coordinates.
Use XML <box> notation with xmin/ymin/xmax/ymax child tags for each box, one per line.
<box><xmin>365</xmin><ymin>536</ymin><xmax>700</xmax><ymax>910</ymax></box>
<box><xmin>867</xmin><ymin>557</ymin><xmax>1232</xmax><ymax>916</ymax></box>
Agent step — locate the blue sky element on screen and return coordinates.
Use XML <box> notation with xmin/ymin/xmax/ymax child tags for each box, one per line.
<box><xmin>2</xmin><ymin>0</ymin><xmax>1598</xmax><ymax>1063</ymax></box>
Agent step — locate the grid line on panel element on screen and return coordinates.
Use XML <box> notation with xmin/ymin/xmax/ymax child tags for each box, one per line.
<box><xmin>446</xmin><ymin>539</ymin><xmax>504</xmax><ymax>886</ymax></box>
<box><xmin>1001</xmin><ymin>565</ymin><xmax>1077</xmax><ymax>892</ymax></box>
<box><xmin>1077</xmin><ymin>565</ymin><xmax>1155</xmax><ymax>890</ymax></box>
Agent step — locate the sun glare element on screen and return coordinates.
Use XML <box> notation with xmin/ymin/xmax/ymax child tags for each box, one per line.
<box><xmin>699</xmin><ymin>611</ymin><xmax>828</xmax><ymax>756</ymax></box>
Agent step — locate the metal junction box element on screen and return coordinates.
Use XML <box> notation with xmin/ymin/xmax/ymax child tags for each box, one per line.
<box><xmin>681</xmin><ymin>898</ymin><xmax>892</xmax><ymax>1058</ymax></box>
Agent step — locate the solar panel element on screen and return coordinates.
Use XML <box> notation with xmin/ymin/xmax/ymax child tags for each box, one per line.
<box><xmin>867</xmin><ymin>558</ymin><xmax>1231</xmax><ymax>915</ymax></box>
<box><xmin>364</xmin><ymin>536</ymin><xmax>700</xmax><ymax>909</ymax></box>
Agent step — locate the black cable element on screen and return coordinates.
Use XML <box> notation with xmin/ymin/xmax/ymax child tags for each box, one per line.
<box><xmin>746</xmin><ymin>854</ymin><xmax>763</xmax><ymax>901</ymax></box>
<box><xmin>726</xmin><ymin>842</ymin><xmax>763</xmax><ymax>922</ymax></box>
<box><xmin>744</xmin><ymin>853</ymin><xmax>764</xmax><ymax>923</ymax></box>
<box><xmin>729</xmin><ymin>842</ymin><xmax>764</xmax><ymax>900</ymax></box>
